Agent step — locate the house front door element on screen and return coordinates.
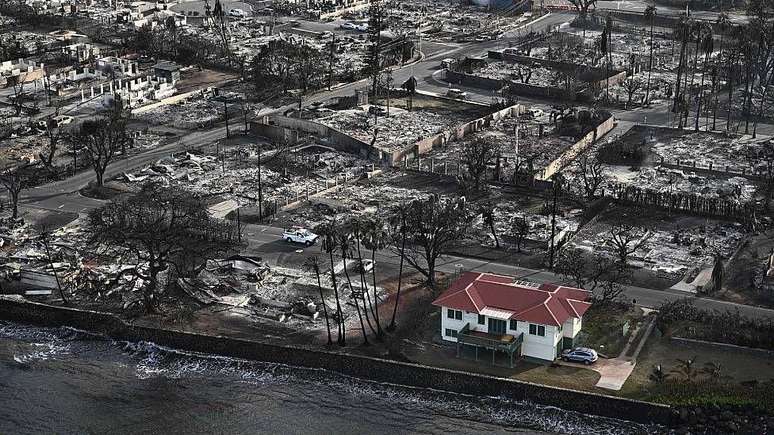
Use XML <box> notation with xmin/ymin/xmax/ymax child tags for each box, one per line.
<box><xmin>488</xmin><ymin>318</ymin><xmax>506</xmax><ymax>335</ymax></box>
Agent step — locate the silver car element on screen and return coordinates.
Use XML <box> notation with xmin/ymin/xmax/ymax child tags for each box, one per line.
<box><xmin>561</xmin><ymin>347</ymin><xmax>598</xmax><ymax>365</ymax></box>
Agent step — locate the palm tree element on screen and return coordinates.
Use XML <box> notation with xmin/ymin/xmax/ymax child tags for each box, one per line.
<box><xmin>643</xmin><ymin>6</ymin><xmax>657</xmax><ymax>106</ymax></box>
<box><xmin>319</xmin><ymin>221</ymin><xmax>346</xmax><ymax>346</ymax></box>
<box><xmin>694</xmin><ymin>27</ymin><xmax>714</xmax><ymax>131</ymax></box>
<box><xmin>387</xmin><ymin>204</ymin><xmax>408</xmax><ymax>332</ymax></box>
<box><xmin>713</xmin><ymin>13</ymin><xmax>731</xmax><ymax>131</ymax></box>
<box><xmin>670</xmin><ymin>356</ymin><xmax>699</xmax><ymax>382</ymax></box>
<box><xmin>349</xmin><ymin>219</ymin><xmax>378</xmax><ymax>336</ymax></box>
<box><xmin>338</xmin><ymin>230</ymin><xmax>369</xmax><ymax>345</ymax></box>
<box><xmin>362</xmin><ymin>215</ymin><xmax>388</xmax><ymax>338</ymax></box>
<box><xmin>649</xmin><ymin>364</ymin><xmax>668</xmax><ymax>384</ymax></box>
<box><xmin>304</xmin><ymin>256</ymin><xmax>332</xmax><ymax>345</ymax></box>
<box><xmin>673</xmin><ymin>14</ymin><xmax>693</xmax><ymax>122</ymax></box>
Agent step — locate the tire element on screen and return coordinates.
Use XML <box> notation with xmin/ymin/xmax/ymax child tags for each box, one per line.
<box><xmin>285</xmin><ymin>237</ymin><xmax>292</xmax><ymax>243</ymax></box>
<box><xmin>583</xmin><ymin>360</ymin><xmax>591</xmax><ymax>365</ymax></box>
<box><xmin>562</xmin><ymin>357</ymin><xmax>569</xmax><ymax>362</ymax></box>
<box><xmin>305</xmin><ymin>240</ymin><xmax>312</xmax><ymax>247</ymax></box>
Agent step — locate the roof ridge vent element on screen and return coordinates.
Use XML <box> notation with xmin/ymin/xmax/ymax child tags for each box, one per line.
<box><xmin>512</xmin><ymin>279</ymin><xmax>540</xmax><ymax>288</ymax></box>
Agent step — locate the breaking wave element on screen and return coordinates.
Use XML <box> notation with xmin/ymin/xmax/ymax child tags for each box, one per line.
<box><xmin>0</xmin><ymin>321</ymin><xmax>658</xmax><ymax>434</ymax></box>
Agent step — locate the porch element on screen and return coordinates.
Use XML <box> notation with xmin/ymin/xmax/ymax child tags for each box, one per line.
<box><xmin>456</xmin><ymin>323</ymin><xmax>524</xmax><ymax>368</ymax></box>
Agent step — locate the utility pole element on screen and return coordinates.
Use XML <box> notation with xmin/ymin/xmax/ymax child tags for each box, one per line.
<box><xmin>223</xmin><ymin>98</ymin><xmax>230</xmax><ymax>138</ymax></box>
<box><xmin>328</xmin><ymin>34</ymin><xmax>336</xmax><ymax>91</ymax></box>
<box><xmin>549</xmin><ymin>173</ymin><xmax>561</xmax><ymax>270</ymax></box>
<box><xmin>236</xmin><ymin>206</ymin><xmax>241</xmax><ymax>241</ymax></box>
<box><xmin>257</xmin><ymin>144</ymin><xmax>263</xmax><ymax>222</ymax></box>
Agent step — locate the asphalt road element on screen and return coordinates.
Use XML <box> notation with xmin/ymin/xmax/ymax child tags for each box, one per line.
<box><xmin>240</xmin><ymin>223</ymin><xmax>774</xmax><ymax>320</ymax></box>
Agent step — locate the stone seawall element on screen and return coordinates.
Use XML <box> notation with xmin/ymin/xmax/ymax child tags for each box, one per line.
<box><xmin>0</xmin><ymin>296</ymin><xmax>673</xmax><ymax>426</ymax></box>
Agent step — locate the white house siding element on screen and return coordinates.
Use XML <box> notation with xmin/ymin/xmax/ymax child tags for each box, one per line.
<box><xmin>440</xmin><ymin>308</ymin><xmax>481</xmax><ymax>342</ymax></box>
<box><xmin>563</xmin><ymin>317</ymin><xmax>582</xmax><ymax>339</ymax></box>
<box><xmin>516</xmin><ymin>321</ymin><xmax>561</xmax><ymax>361</ymax></box>
<box><xmin>440</xmin><ymin>307</ymin><xmax>573</xmax><ymax>362</ymax></box>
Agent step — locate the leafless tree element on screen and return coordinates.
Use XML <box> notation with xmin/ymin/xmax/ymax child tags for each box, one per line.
<box><xmin>0</xmin><ymin>162</ymin><xmax>28</xmax><ymax>220</ymax></box>
<box><xmin>463</xmin><ymin>137</ymin><xmax>499</xmax><ymax>190</ymax></box>
<box><xmin>73</xmin><ymin>100</ymin><xmax>129</xmax><ymax>187</ymax></box>
<box><xmin>479</xmin><ymin>202</ymin><xmax>499</xmax><ymax>248</ymax></box>
<box><xmin>399</xmin><ymin>195</ymin><xmax>469</xmax><ymax>289</ymax></box>
<box><xmin>87</xmin><ymin>183</ymin><xmax>241</xmax><ymax>313</ymax></box>
<box><xmin>555</xmin><ymin>248</ymin><xmax>631</xmax><ymax>303</ymax></box>
<box><xmin>568</xmin><ymin>0</ymin><xmax>597</xmax><ymax>37</ymax></box>
<box><xmin>622</xmin><ymin>77</ymin><xmax>643</xmax><ymax>108</ymax></box>
<box><xmin>38</xmin><ymin>116</ymin><xmax>61</xmax><ymax>174</ymax></box>
<box><xmin>510</xmin><ymin>216</ymin><xmax>530</xmax><ymax>252</ymax></box>
<box><xmin>8</xmin><ymin>74</ymin><xmax>28</xmax><ymax>116</ymax></box>
<box><xmin>576</xmin><ymin>153</ymin><xmax>605</xmax><ymax>200</ymax></box>
<box><xmin>609</xmin><ymin>223</ymin><xmax>650</xmax><ymax>266</ymax></box>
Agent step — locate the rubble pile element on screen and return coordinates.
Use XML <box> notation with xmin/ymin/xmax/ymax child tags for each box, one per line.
<box><xmin>603</xmin><ymin>165</ymin><xmax>757</xmax><ymax>202</ymax></box>
<box><xmin>425</xmin><ymin>113</ymin><xmax>574</xmax><ymax>177</ymax></box>
<box><xmin>317</xmin><ymin>106</ymin><xmax>466</xmax><ymax>152</ymax></box>
<box><xmin>136</xmin><ymin>98</ymin><xmax>224</xmax><ymax>129</ymax></box>
<box><xmin>119</xmin><ymin>151</ymin><xmax>320</xmax><ymax>205</ymax></box>
<box><xmin>548</xmin><ymin>29</ymin><xmax>678</xmax><ymax>71</ymax></box>
<box><xmin>650</xmin><ymin>132</ymin><xmax>759</xmax><ymax>174</ymax></box>
<box><xmin>572</xmin><ymin>218</ymin><xmax>745</xmax><ymax>277</ymax></box>
<box><xmin>471</xmin><ymin>200</ymin><xmax>581</xmax><ymax>247</ymax></box>
<box><xmin>474</xmin><ymin>61</ymin><xmax>558</xmax><ymax>87</ymax></box>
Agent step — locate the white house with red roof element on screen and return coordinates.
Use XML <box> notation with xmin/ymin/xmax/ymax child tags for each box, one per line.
<box><xmin>432</xmin><ymin>272</ymin><xmax>592</xmax><ymax>364</ymax></box>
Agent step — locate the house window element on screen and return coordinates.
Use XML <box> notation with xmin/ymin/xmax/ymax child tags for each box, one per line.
<box><xmin>529</xmin><ymin>324</ymin><xmax>546</xmax><ymax>337</ymax></box>
<box><xmin>509</xmin><ymin>319</ymin><xmax>518</xmax><ymax>330</ymax></box>
<box><xmin>447</xmin><ymin>309</ymin><xmax>455</xmax><ymax>319</ymax></box>
<box><xmin>445</xmin><ymin>328</ymin><xmax>458</xmax><ymax>338</ymax></box>
<box><xmin>478</xmin><ymin>314</ymin><xmax>485</xmax><ymax>325</ymax></box>
<box><xmin>447</xmin><ymin>309</ymin><xmax>462</xmax><ymax>320</ymax></box>
<box><xmin>455</xmin><ymin>310</ymin><xmax>462</xmax><ymax>320</ymax></box>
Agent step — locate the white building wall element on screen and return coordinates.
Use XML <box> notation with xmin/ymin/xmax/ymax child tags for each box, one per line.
<box><xmin>439</xmin><ymin>306</ymin><xmax>573</xmax><ymax>362</ymax></box>
<box><xmin>439</xmin><ymin>307</ymin><xmax>480</xmax><ymax>342</ymax></box>
<box><xmin>516</xmin><ymin>321</ymin><xmax>560</xmax><ymax>361</ymax></box>
<box><xmin>563</xmin><ymin>317</ymin><xmax>582</xmax><ymax>339</ymax></box>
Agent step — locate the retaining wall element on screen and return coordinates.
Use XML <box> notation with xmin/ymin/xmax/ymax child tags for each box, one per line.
<box><xmin>256</xmin><ymin>116</ymin><xmax>386</xmax><ymax>161</ymax></box>
<box><xmin>538</xmin><ymin>115</ymin><xmax>616</xmax><ymax>180</ymax></box>
<box><xmin>670</xmin><ymin>336</ymin><xmax>774</xmax><ymax>357</ymax></box>
<box><xmin>0</xmin><ymin>296</ymin><xmax>672</xmax><ymax>426</ymax></box>
<box><xmin>389</xmin><ymin>103</ymin><xmax>525</xmax><ymax>164</ymax></box>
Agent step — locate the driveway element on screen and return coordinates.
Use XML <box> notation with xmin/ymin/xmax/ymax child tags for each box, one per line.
<box><xmin>560</xmin><ymin>358</ymin><xmax>637</xmax><ymax>391</ymax></box>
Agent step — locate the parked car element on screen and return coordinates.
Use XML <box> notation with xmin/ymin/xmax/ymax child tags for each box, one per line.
<box><xmin>282</xmin><ymin>227</ymin><xmax>319</xmax><ymax>246</ymax></box>
<box><xmin>354</xmin><ymin>23</ymin><xmax>368</xmax><ymax>32</ymax></box>
<box><xmin>340</xmin><ymin>21</ymin><xmax>356</xmax><ymax>30</ymax></box>
<box><xmin>446</xmin><ymin>88</ymin><xmax>467</xmax><ymax>99</ymax></box>
<box><xmin>37</xmin><ymin>115</ymin><xmax>73</xmax><ymax>129</ymax></box>
<box><xmin>561</xmin><ymin>347</ymin><xmax>598</xmax><ymax>365</ymax></box>
<box><xmin>228</xmin><ymin>8</ymin><xmax>246</xmax><ymax>18</ymax></box>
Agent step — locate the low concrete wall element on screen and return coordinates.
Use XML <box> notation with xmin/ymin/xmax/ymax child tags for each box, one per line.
<box><xmin>389</xmin><ymin>103</ymin><xmax>525</xmax><ymax>164</ymax></box>
<box><xmin>251</xmin><ymin>122</ymin><xmax>299</xmax><ymax>144</ymax></box>
<box><xmin>446</xmin><ymin>70</ymin><xmax>579</xmax><ymax>101</ymax></box>
<box><xmin>131</xmin><ymin>88</ymin><xmax>209</xmax><ymax>115</ymax></box>
<box><xmin>538</xmin><ymin>115</ymin><xmax>616</xmax><ymax>180</ymax></box>
<box><xmin>257</xmin><ymin>116</ymin><xmax>385</xmax><ymax>162</ymax></box>
<box><xmin>671</xmin><ymin>336</ymin><xmax>774</xmax><ymax>357</ymax></box>
<box><xmin>0</xmin><ymin>296</ymin><xmax>672</xmax><ymax>426</ymax></box>
<box><xmin>445</xmin><ymin>70</ymin><xmax>504</xmax><ymax>91</ymax></box>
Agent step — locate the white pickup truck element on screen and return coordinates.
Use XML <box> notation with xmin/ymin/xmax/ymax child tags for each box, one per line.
<box><xmin>282</xmin><ymin>228</ymin><xmax>319</xmax><ymax>246</ymax></box>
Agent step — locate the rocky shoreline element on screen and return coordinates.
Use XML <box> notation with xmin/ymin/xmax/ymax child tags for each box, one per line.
<box><xmin>671</xmin><ymin>405</ymin><xmax>772</xmax><ymax>434</ymax></box>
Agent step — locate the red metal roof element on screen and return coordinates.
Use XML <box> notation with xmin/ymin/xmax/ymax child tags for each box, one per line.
<box><xmin>432</xmin><ymin>272</ymin><xmax>592</xmax><ymax>327</ymax></box>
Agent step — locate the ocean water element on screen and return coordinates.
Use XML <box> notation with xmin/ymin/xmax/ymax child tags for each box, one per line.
<box><xmin>0</xmin><ymin>321</ymin><xmax>658</xmax><ymax>435</ymax></box>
